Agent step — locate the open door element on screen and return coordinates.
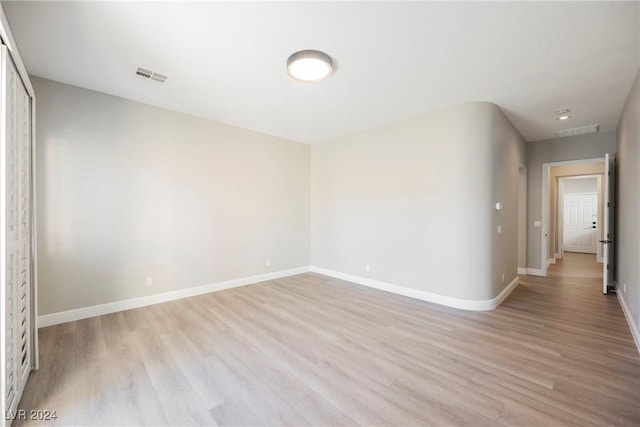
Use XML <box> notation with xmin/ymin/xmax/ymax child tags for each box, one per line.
<box><xmin>602</xmin><ymin>153</ymin><xmax>615</xmax><ymax>294</ymax></box>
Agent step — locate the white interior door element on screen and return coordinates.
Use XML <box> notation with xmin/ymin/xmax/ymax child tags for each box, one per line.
<box><xmin>563</xmin><ymin>192</ymin><xmax>598</xmax><ymax>254</ymax></box>
<box><xmin>602</xmin><ymin>153</ymin><xmax>615</xmax><ymax>294</ymax></box>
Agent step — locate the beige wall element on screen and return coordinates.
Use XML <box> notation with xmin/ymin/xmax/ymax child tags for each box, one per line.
<box><xmin>37</xmin><ymin>84</ymin><xmax>528</xmax><ymax>315</ymax></box>
<box><xmin>33</xmin><ymin>77</ymin><xmax>310</xmax><ymax>315</ymax></box>
<box><xmin>616</xmin><ymin>68</ymin><xmax>640</xmax><ymax>336</ymax></box>
<box><xmin>311</xmin><ymin>102</ymin><xmax>526</xmax><ymax>302</ymax></box>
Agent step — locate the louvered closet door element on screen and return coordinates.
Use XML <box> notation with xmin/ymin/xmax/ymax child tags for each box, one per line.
<box><xmin>1</xmin><ymin>44</ymin><xmax>32</xmax><ymax>423</ymax></box>
<box><xmin>16</xmin><ymin>54</ymin><xmax>31</xmax><ymax>391</ymax></box>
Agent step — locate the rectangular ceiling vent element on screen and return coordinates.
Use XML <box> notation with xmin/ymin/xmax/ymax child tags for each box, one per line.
<box><xmin>554</xmin><ymin>124</ymin><xmax>599</xmax><ymax>138</ymax></box>
<box><xmin>150</xmin><ymin>72</ymin><xmax>168</xmax><ymax>83</ymax></box>
<box><xmin>135</xmin><ymin>67</ymin><xmax>168</xmax><ymax>83</ymax></box>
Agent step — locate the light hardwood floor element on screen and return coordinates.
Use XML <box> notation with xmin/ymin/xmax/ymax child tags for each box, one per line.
<box><xmin>14</xmin><ymin>253</ymin><xmax>640</xmax><ymax>426</ymax></box>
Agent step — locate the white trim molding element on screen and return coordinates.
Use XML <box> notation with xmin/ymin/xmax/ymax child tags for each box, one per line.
<box><xmin>547</xmin><ymin>257</ymin><xmax>556</xmax><ymax>266</ymax></box>
<box><xmin>0</xmin><ymin>4</ymin><xmax>34</xmax><ymax>97</ymax></box>
<box><xmin>310</xmin><ymin>266</ymin><xmax>519</xmax><ymax>311</ymax></box>
<box><xmin>38</xmin><ymin>266</ymin><xmax>311</xmax><ymax>327</ymax></box>
<box><xmin>526</xmin><ymin>268</ymin><xmax>547</xmax><ymax>277</ymax></box>
<box><xmin>517</xmin><ymin>267</ymin><xmax>527</xmax><ymax>275</ymax></box>
<box><xmin>617</xmin><ymin>289</ymin><xmax>640</xmax><ymax>355</ymax></box>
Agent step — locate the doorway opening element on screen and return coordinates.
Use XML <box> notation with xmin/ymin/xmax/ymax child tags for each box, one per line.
<box><xmin>541</xmin><ymin>155</ymin><xmax>615</xmax><ymax>294</ymax></box>
<box><xmin>558</xmin><ymin>174</ymin><xmax>602</xmax><ymax>262</ymax></box>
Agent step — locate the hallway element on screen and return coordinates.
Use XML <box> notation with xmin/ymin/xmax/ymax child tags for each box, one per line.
<box><xmin>549</xmin><ymin>252</ymin><xmax>602</xmax><ymax>280</ymax></box>
<box><xmin>513</xmin><ymin>253</ymin><xmax>631</xmax><ymax>352</ymax></box>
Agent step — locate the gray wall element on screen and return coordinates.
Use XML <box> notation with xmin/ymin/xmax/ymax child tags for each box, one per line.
<box><xmin>33</xmin><ymin>77</ymin><xmax>310</xmax><ymax>315</ymax></box>
<box><xmin>311</xmin><ymin>102</ymin><xmax>526</xmax><ymax>301</ymax></box>
<box><xmin>615</xmin><ymin>68</ymin><xmax>640</xmax><ymax>336</ymax></box>
<box><xmin>526</xmin><ymin>131</ymin><xmax>617</xmax><ymax>270</ymax></box>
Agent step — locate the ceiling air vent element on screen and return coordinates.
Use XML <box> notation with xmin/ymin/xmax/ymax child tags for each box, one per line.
<box><xmin>135</xmin><ymin>67</ymin><xmax>168</xmax><ymax>83</ymax></box>
<box><xmin>150</xmin><ymin>72</ymin><xmax>167</xmax><ymax>83</ymax></box>
<box><xmin>554</xmin><ymin>124</ymin><xmax>599</xmax><ymax>138</ymax></box>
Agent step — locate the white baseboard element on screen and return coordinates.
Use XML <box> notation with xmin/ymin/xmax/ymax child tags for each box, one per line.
<box><xmin>546</xmin><ymin>257</ymin><xmax>556</xmax><ymax>266</ymax></box>
<box><xmin>517</xmin><ymin>267</ymin><xmax>527</xmax><ymax>275</ymax></box>
<box><xmin>310</xmin><ymin>266</ymin><xmax>519</xmax><ymax>311</ymax></box>
<box><xmin>554</xmin><ymin>253</ymin><xmax>561</xmax><ymax>260</ymax></box>
<box><xmin>493</xmin><ymin>276</ymin><xmax>521</xmax><ymax>308</ymax></box>
<box><xmin>617</xmin><ymin>288</ymin><xmax>640</xmax><ymax>355</ymax></box>
<box><xmin>38</xmin><ymin>266</ymin><xmax>311</xmax><ymax>327</ymax></box>
<box><xmin>526</xmin><ymin>268</ymin><xmax>546</xmax><ymax>277</ymax></box>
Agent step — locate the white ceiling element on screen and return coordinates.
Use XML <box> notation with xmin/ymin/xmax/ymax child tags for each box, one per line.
<box><xmin>3</xmin><ymin>1</ymin><xmax>639</xmax><ymax>144</ymax></box>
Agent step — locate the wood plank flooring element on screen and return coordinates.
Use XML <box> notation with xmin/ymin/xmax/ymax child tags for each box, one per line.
<box><xmin>13</xmin><ymin>253</ymin><xmax>640</xmax><ymax>426</ymax></box>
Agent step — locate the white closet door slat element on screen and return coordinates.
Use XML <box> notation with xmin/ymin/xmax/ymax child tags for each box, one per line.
<box><xmin>16</xmin><ymin>72</ymin><xmax>31</xmax><ymax>389</ymax></box>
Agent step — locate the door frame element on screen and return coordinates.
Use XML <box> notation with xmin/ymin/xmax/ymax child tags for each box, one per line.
<box><xmin>541</xmin><ymin>157</ymin><xmax>605</xmax><ymax>276</ymax></box>
<box><xmin>0</xmin><ymin>6</ymin><xmax>38</xmax><ymax>370</ymax></box>
<box><xmin>518</xmin><ymin>164</ymin><xmax>527</xmax><ymax>275</ymax></box>
<box><xmin>603</xmin><ymin>153</ymin><xmax>615</xmax><ymax>294</ymax></box>
<box><xmin>557</xmin><ymin>174</ymin><xmax>603</xmax><ymax>261</ymax></box>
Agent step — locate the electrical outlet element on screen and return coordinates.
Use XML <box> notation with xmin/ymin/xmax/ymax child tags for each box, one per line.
<box><xmin>502</xmin><ymin>273</ymin><xmax>505</xmax><ymax>282</ymax></box>
<box><xmin>265</xmin><ymin>259</ymin><xmax>271</xmax><ymax>267</ymax></box>
<box><xmin>365</xmin><ymin>264</ymin><xmax>370</xmax><ymax>272</ymax></box>
<box><xmin>146</xmin><ymin>277</ymin><xmax>153</xmax><ymax>287</ymax></box>
<box><xmin>497</xmin><ymin>225</ymin><xmax>502</xmax><ymax>234</ymax></box>
<box><xmin>623</xmin><ymin>283</ymin><xmax>627</xmax><ymax>294</ymax></box>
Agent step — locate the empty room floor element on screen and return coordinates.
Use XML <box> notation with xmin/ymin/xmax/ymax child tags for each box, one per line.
<box><xmin>14</xmin><ymin>254</ymin><xmax>640</xmax><ymax>426</ymax></box>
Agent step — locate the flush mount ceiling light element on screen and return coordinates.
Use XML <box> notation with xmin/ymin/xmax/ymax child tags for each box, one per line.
<box><xmin>287</xmin><ymin>50</ymin><xmax>333</xmax><ymax>82</ymax></box>
<box><xmin>556</xmin><ymin>108</ymin><xmax>571</xmax><ymax>120</ymax></box>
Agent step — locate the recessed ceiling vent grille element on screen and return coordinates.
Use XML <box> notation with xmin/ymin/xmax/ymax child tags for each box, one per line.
<box><xmin>135</xmin><ymin>67</ymin><xmax>168</xmax><ymax>83</ymax></box>
<box><xmin>554</xmin><ymin>124</ymin><xmax>599</xmax><ymax>138</ymax></box>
